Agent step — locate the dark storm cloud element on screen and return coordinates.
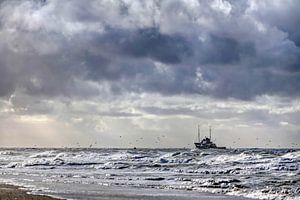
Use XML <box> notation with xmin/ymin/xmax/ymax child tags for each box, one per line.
<box><xmin>96</xmin><ymin>27</ymin><xmax>192</xmax><ymax>64</ymax></box>
<box><xmin>199</xmin><ymin>35</ymin><xmax>256</xmax><ymax>65</ymax></box>
<box><xmin>83</xmin><ymin>27</ymin><xmax>192</xmax><ymax>81</ymax></box>
<box><xmin>0</xmin><ymin>0</ymin><xmax>299</xmax><ymax>100</ymax></box>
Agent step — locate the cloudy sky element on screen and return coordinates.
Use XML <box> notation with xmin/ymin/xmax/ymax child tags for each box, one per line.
<box><xmin>0</xmin><ymin>0</ymin><xmax>299</xmax><ymax>148</ymax></box>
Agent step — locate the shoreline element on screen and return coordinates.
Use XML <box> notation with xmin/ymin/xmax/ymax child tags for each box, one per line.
<box><xmin>0</xmin><ymin>183</ymin><xmax>254</xmax><ymax>200</ymax></box>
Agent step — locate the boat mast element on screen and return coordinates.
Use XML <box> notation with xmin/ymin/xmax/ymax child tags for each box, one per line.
<box><xmin>209</xmin><ymin>126</ymin><xmax>212</xmax><ymax>140</ymax></box>
<box><xmin>198</xmin><ymin>125</ymin><xmax>201</xmax><ymax>142</ymax></box>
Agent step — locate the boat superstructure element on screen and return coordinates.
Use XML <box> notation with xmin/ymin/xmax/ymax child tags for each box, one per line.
<box><xmin>194</xmin><ymin>125</ymin><xmax>226</xmax><ymax>149</ymax></box>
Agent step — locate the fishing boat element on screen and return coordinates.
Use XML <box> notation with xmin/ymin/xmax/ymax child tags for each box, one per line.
<box><xmin>194</xmin><ymin>125</ymin><xmax>226</xmax><ymax>149</ymax></box>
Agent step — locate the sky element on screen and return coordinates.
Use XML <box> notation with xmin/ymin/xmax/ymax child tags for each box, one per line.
<box><xmin>0</xmin><ymin>0</ymin><xmax>299</xmax><ymax>148</ymax></box>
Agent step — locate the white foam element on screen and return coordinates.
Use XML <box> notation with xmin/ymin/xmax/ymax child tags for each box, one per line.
<box><xmin>0</xmin><ymin>148</ymin><xmax>299</xmax><ymax>200</ymax></box>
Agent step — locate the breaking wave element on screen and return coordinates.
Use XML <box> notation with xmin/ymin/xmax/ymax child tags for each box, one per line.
<box><xmin>0</xmin><ymin>148</ymin><xmax>299</xmax><ymax>199</ymax></box>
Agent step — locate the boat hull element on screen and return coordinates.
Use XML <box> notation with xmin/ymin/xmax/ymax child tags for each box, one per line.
<box><xmin>194</xmin><ymin>142</ymin><xmax>226</xmax><ymax>149</ymax></box>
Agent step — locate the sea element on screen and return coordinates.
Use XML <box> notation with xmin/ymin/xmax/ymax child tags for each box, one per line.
<box><xmin>0</xmin><ymin>148</ymin><xmax>299</xmax><ymax>200</ymax></box>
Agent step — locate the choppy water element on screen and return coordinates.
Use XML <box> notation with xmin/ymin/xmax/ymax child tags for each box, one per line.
<box><xmin>0</xmin><ymin>148</ymin><xmax>299</xmax><ymax>199</ymax></box>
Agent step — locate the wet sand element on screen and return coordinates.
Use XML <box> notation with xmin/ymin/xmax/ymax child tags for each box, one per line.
<box><xmin>0</xmin><ymin>184</ymin><xmax>252</xmax><ymax>200</ymax></box>
<box><xmin>54</xmin><ymin>186</ymin><xmax>253</xmax><ymax>200</ymax></box>
<box><xmin>0</xmin><ymin>184</ymin><xmax>60</xmax><ymax>200</ymax></box>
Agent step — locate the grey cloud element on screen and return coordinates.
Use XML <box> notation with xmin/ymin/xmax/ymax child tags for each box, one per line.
<box><xmin>0</xmin><ymin>64</ymin><xmax>15</xmax><ymax>97</ymax></box>
<box><xmin>199</xmin><ymin>35</ymin><xmax>256</xmax><ymax>65</ymax></box>
<box><xmin>0</xmin><ymin>0</ymin><xmax>299</xmax><ymax>101</ymax></box>
<box><xmin>249</xmin><ymin>0</ymin><xmax>300</xmax><ymax>47</ymax></box>
<box><xmin>83</xmin><ymin>27</ymin><xmax>192</xmax><ymax>81</ymax></box>
<box><xmin>97</xmin><ymin>111</ymin><xmax>141</xmax><ymax>118</ymax></box>
<box><xmin>112</xmin><ymin>27</ymin><xmax>192</xmax><ymax>64</ymax></box>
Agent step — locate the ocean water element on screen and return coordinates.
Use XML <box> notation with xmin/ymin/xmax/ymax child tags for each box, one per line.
<box><xmin>0</xmin><ymin>148</ymin><xmax>299</xmax><ymax>200</ymax></box>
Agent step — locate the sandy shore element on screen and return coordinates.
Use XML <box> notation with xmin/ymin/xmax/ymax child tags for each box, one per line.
<box><xmin>0</xmin><ymin>184</ymin><xmax>60</xmax><ymax>200</ymax></box>
<box><xmin>0</xmin><ymin>184</ymin><xmax>253</xmax><ymax>200</ymax></box>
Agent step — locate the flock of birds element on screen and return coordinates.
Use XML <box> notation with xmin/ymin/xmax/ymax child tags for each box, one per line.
<box><xmin>61</xmin><ymin>135</ymin><xmax>298</xmax><ymax>149</ymax></box>
<box><xmin>71</xmin><ymin>134</ymin><xmax>168</xmax><ymax>149</ymax></box>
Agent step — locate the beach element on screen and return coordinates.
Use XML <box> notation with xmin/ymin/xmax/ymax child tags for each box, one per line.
<box><xmin>0</xmin><ymin>183</ymin><xmax>253</xmax><ymax>200</ymax></box>
<box><xmin>0</xmin><ymin>184</ymin><xmax>58</xmax><ymax>200</ymax></box>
